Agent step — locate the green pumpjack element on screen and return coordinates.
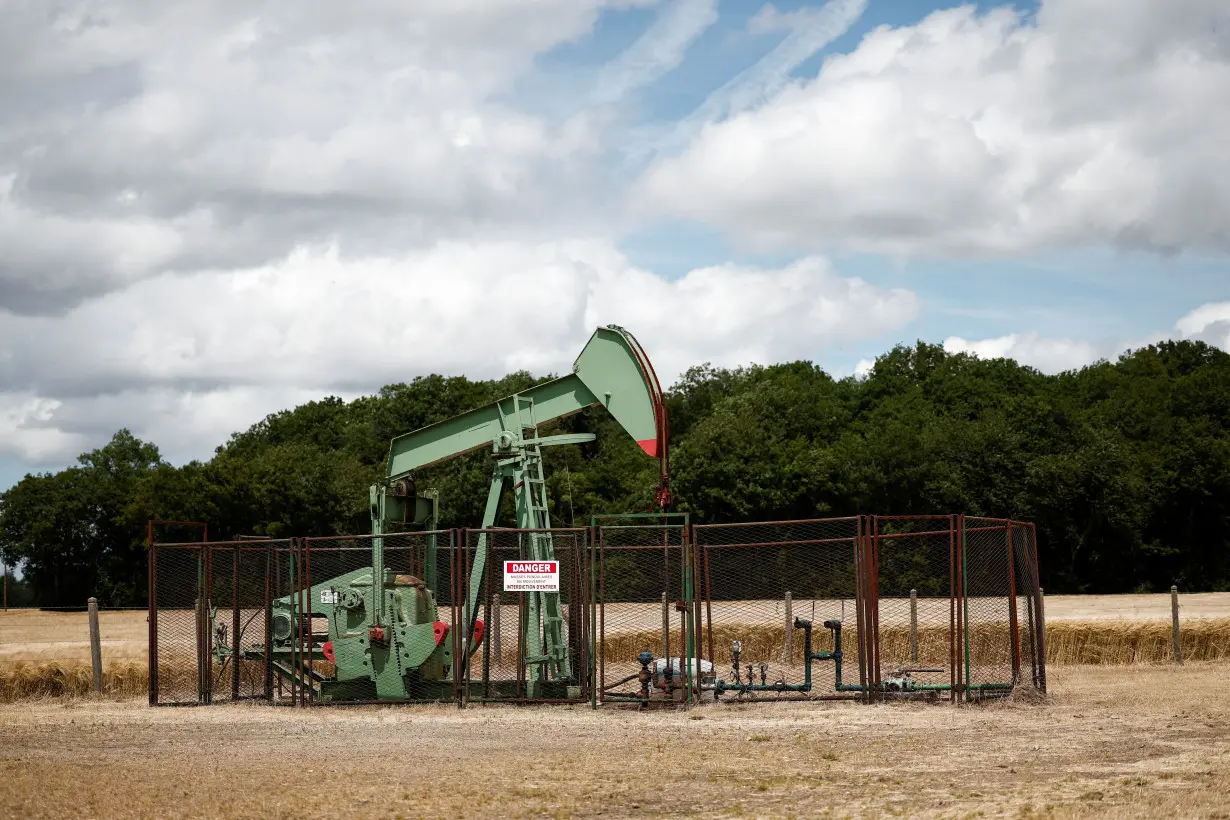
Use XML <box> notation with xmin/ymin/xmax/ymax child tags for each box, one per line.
<box><xmin>210</xmin><ymin>326</ymin><xmax>671</xmax><ymax>703</ymax></box>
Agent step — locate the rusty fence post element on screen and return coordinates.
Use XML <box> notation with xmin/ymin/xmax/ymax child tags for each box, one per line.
<box><xmin>1171</xmin><ymin>585</ymin><xmax>1182</xmax><ymax>665</ymax></box>
<box><xmin>88</xmin><ymin>597</ymin><xmax>103</xmax><ymax>694</ymax></box>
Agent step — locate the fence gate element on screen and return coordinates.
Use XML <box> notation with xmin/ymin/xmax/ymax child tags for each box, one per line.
<box><xmin>296</xmin><ymin>531</ymin><xmax>460</xmax><ymax>705</ymax></box>
<box><xmin>1011</xmin><ymin>522</ymin><xmax>1046</xmax><ymax>692</ymax></box>
<box><xmin>695</xmin><ymin>517</ymin><xmax>864</xmax><ymax>701</ymax></box>
<box><xmin>148</xmin><ymin>542</ymin><xmax>209</xmax><ymax>705</ymax></box>
<box><xmin>864</xmin><ymin>516</ymin><xmax>1046</xmax><ymax>703</ymax></box>
<box><xmin>148</xmin><ymin>539</ymin><xmax>291</xmax><ymax>706</ymax></box>
<box><xmin>594</xmin><ymin>522</ymin><xmax>697</xmax><ymax>705</ymax></box>
<box><xmin>866</xmin><ymin>516</ymin><xmax>960</xmax><ymax>702</ymax></box>
<box><xmin>462</xmin><ymin>528</ymin><xmax>590</xmax><ymax>703</ymax></box>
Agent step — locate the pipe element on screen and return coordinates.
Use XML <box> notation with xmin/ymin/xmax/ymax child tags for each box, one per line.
<box><xmin>705</xmin><ymin>615</ymin><xmax>1020</xmax><ymax>700</ymax></box>
<box><xmin>712</xmin><ymin>617</ymin><xmax>1016</xmax><ymax>699</ymax></box>
<box><xmin>713</xmin><ymin>618</ymin><xmax>865</xmax><ymax>696</ymax></box>
<box><xmin>804</xmin><ymin>618</ymin><xmax>865</xmax><ymax>693</ymax></box>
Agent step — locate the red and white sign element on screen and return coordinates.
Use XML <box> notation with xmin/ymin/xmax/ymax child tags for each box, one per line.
<box><xmin>503</xmin><ymin>560</ymin><xmax>559</xmax><ymax>592</ymax></box>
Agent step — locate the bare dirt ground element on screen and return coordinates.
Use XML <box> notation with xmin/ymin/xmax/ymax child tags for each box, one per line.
<box><xmin>5</xmin><ymin>592</ymin><xmax>1228</xmax><ymax>663</ymax></box>
<box><xmin>1</xmin><ymin>664</ymin><xmax>1228</xmax><ymax>819</ymax></box>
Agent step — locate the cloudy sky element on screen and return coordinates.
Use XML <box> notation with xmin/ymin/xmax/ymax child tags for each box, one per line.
<box><xmin>1</xmin><ymin>0</ymin><xmax>1229</xmax><ymax>490</ymax></box>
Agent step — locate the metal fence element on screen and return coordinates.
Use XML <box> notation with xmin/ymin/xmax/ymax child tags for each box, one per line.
<box><xmin>695</xmin><ymin>518</ymin><xmax>862</xmax><ymax>700</ymax></box>
<box><xmin>463</xmin><ymin>527</ymin><xmax>590</xmax><ymax>704</ymax></box>
<box><xmin>148</xmin><ymin>515</ymin><xmax>1044</xmax><ymax>707</ymax></box>
<box><xmin>594</xmin><ymin>523</ymin><xmax>695</xmax><ymax>705</ymax></box>
<box><xmin>866</xmin><ymin>516</ymin><xmax>959</xmax><ymax>701</ymax></box>
<box><xmin>297</xmin><ymin>531</ymin><xmax>461</xmax><ymax>705</ymax></box>
<box><xmin>148</xmin><ymin>538</ymin><xmax>294</xmax><ymax>706</ymax></box>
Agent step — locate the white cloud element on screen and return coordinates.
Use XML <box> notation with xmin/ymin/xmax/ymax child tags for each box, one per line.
<box><xmin>0</xmin><ymin>0</ymin><xmax>922</xmax><ymax>473</ymax></box>
<box><xmin>1176</xmin><ymin>301</ymin><xmax>1230</xmax><ymax>349</ymax></box>
<box><xmin>944</xmin><ymin>300</ymin><xmax>1230</xmax><ymax>373</ymax></box>
<box><xmin>588</xmin><ymin>254</ymin><xmax>919</xmax><ymax>379</ymax></box>
<box><xmin>943</xmin><ymin>332</ymin><xmax>1102</xmax><ymax>373</ymax></box>
<box><xmin>640</xmin><ymin>0</ymin><xmax>1230</xmax><ymax>255</ymax></box>
<box><xmin>0</xmin><ymin>396</ymin><xmax>80</xmax><ymax>465</ymax></box>
<box><xmin>0</xmin><ymin>173</ymin><xmax>199</xmax><ymax>311</ymax></box>
<box><xmin>6</xmin><ymin>0</ymin><xmax>1222</xmax><ymax>486</ymax></box>
<box><xmin>0</xmin><ymin>242</ymin><xmax>918</xmax><ymax>465</ymax></box>
<box><xmin>0</xmin><ymin>0</ymin><xmax>644</xmax><ymax>314</ymax></box>
<box><xmin>683</xmin><ymin>0</ymin><xmax>867</xmax><ymax>129</ymax></box>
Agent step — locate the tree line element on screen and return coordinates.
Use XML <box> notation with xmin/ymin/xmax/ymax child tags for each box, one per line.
<box><xmin>2</xmin><ymin>339</ymin><xmax>1228</xmax><ymax>606</ymax></box>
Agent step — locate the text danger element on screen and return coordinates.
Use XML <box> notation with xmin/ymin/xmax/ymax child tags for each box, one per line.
<box><xmin>503</xmin><ymin>560</ymin><xmax>560</xmax><ymax>592</ymax></box>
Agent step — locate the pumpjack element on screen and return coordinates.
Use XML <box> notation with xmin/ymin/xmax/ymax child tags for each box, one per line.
<box><xmin>215</xmin><ymin>326</ymin><xmax>669</xmax><ymax>701</ymax></box>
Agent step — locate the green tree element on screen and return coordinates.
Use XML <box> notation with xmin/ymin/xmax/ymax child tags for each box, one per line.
<box><xmin>6</xmin><ymin>338</ymin><xmax>1230</xmax><ymax>600</ymax></box>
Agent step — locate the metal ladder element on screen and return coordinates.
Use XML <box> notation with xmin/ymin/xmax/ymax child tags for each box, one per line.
<box><xmin>510</xmin><ymin>395</ymin><xmax>571</xmax><ymax>686</ymax></box>
<box><xmin>513</xmin><ymin>394</ymin><xmax>552</xmax><ymax>530</ymax></box>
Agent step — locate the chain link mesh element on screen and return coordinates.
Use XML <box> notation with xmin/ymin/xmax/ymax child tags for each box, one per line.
<box><xmin>300</xmin><ymin>532</ymin><xmax>457</xmax><ymax>704</ymax></box>
<box><xmin>695</xmin><ymin>518</ymin><xmax>860</xmax><ymax>698</ymax></box>
<box><xmin>267</xmin><ymin>543</ymin><xmax>300</xmax><ymax>703</ymax></box>
<box><xmin>464</xmin><ymin>528</ymin><xmax>588</xmax><ymax>701</ymax></box>
<box><xmin>150</xmin><ymin>544</ymin><xmax>207</xmax><ymax>705</ymax></box>
<box><xmin>205</xmin><ymin>542</ymin><xmax>289</xmax><ymax>702</ymax></box>
<box><xmin>149</xmin><ymin>515</ymin><xmax>1045</xmax><ymax>707</ymax></box>
<box><xmin>961</xmin><ymin>518</ymin><xmax>1016</xmax><ymax>698</ymax></box>
<box><xmin>1012</xmin><ymin>523</ymin><xmax>1046</xmax><ymax>692</ymax></box>
<box><xmin>596</xmin><ymin>525</ymin><xmax>693</xmax><ymax>703</ymax></box>
<box><xmin>870</xmin><ymin>517</ymin><xmax>956</xmax><ymax>698</ymax></box>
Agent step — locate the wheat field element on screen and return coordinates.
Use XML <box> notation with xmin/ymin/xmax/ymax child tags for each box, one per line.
<box><xmin>3</xmin><ymin>593</ymin><xmax>1229</xmax><ymax>701</ymax></box>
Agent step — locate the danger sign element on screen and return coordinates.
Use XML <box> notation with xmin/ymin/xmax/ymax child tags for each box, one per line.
<box><xmin>503</xmin><ymin>560</ymin><xmax>559</xmax><ymax>592</ymax></box>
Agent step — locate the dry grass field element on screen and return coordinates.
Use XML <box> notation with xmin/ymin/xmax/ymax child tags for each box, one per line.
<box><xmin>0</xmin><ymin>663</ymin><xmax>1228</xmax><ymax>819</ymax></box>
<box><xmin>0</xmin><ymin>608</ymin><xmax>149</xmax><ymax>662</ymax></box>
<box><xmin>4</xmin><ymin>592</ymin><xmax>1228</xmax><ymax>662</ymax></box>
<box><xmin>3</xmin><ymin>595</ymin><xmax>1230</xmax><ymax>702</ymax></box>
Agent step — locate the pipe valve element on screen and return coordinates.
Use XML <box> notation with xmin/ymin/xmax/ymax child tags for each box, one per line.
<box><xmin>636</xmin><ymin>651</ymin><xmax>654</xmax><ymax>701</ymax></box>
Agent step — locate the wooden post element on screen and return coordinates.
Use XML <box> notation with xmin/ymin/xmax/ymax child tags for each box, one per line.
<box><xmin>784</xmin><ymin>592</ymin><xmax>793</xmax><ymax>664</ymax></box>
<box><xmin>909</xmin><ymin>589</ymin><xmax>918</xmax><ymax>664</ymax></box>
<box><xmin>88</xmin><ymin>597</ymin><xmax>103</xmax><ymax>694</ymax></box>
<box><xmin>1171</xmin><ymin>585</ymin><xmax>1182</xmax><ymax>665</ymax></box>
<box><xmin>492</xmin><ymin>593</ymin><xmax>502</xmax><ymax>663</ymax></box>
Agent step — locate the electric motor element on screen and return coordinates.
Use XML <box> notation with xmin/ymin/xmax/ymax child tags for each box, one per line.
<box><xmin>271</xmin><ymin>611</ymin><xmax>293</xmax><ymax>643</ymax></box>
